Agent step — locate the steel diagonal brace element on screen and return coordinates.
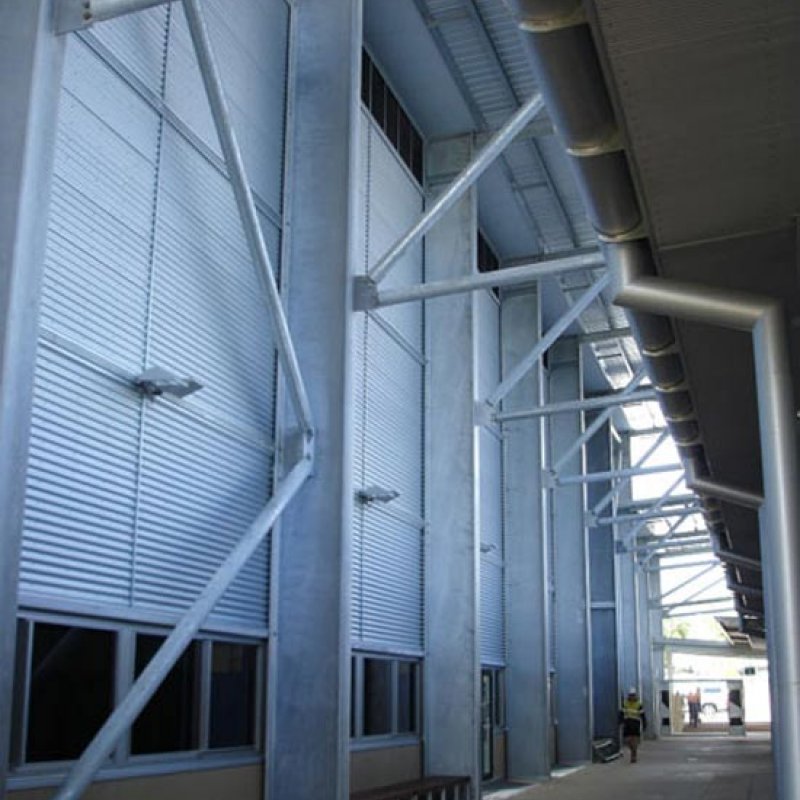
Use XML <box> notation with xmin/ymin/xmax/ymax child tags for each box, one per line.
<box><xmin>551</xmin><ymin>367</ymin><xmax>646</xmax><ymax>478</ymax></box>
<box><xmin>51</xmin><ymin>455</ymin><xmax>313</xmax><ymax>800</ymax></box>
<box><xmin>591</xmin><ymin>429</ymin><xmax>668</xmax><ymax>520</ymax></box>
<box><xmin>363</xmin><ymin>91</ymin><xmax>545</xmax><ymax>287</ymax></box>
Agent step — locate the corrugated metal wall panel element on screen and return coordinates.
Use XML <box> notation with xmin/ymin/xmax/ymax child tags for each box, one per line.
<box><xmin>135</xmin><ymin>404</ymin><xmax>271</xmax><ymax>628</ymax></box>
<box><xmin>21</xmin><ymin>3</ymin><xmax>287</xmax><ymax>635</ymax></box>
<box><xmin>21</xmin><ymin>349</ymin><xmax>139</xmax><ymax>605</ymax></box>
<box><xmin>90</xmin><ymin>5</ymin><xmax>169</xmax><ymax>93</ymax></box>
<box><xmin>164</xmin><ymin>1</ymin><xmax>289</xmax><ymax>216</ymax></box>
<box><xmin>351</xmin><ymin>117</ymin><xmax>425</xmax><ymax>653</ymax></box>
<box><xmin>361</xmin><ymin>507</ymin><xmax>424</xmax><ymax>651</ymax></box>
<box><xmin>151</xmin><ymin>126</ymin><xmax>278</xmax><ymax>438</ymax></box>
<box><xmin>476</xmin><ymin>292</ymin><xmax>506</xmax><ymax>665</ymax></box>
<box><xmin>480</xmin><ymin>558</ymin><xmax>505</xmax><ymax>667</ymax></box>
<box><xmin>39</xmin><ymin>39</ymin><xmax>156</xmax><ymax>368</ymax></box>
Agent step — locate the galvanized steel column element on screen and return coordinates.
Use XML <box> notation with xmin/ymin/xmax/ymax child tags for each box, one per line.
<box><xmin>548</xmin><ymin>339</ymin><xmax>593</xmax><ymax>764</ymax></box>
<box><xmin>0</xmin><ymin>3</ymin><xmax>64</xmax><ymax>792</ymax></box>
<box><xmin>502</xmin><ymin>288</ymin><xmax>551</xmax><ymax>780</ymax></box>
<box><xmin>267</xmin><ymin>2</ymin><xmax>361</xmax><ymax>798</ymax></box>
<box><xmin>586</xmin><ymin>418</ymin><xmax>620</xmax><ymax>740</ymax></box>
<box><xmin>615</xmin><ymin>439</ymin><xmax>640</xmax><ymax>699</ymax></box>
<box><xmin>424</xmin><ymin>135</ymin><xmax>481</xmax><ymax>793</ymax></box>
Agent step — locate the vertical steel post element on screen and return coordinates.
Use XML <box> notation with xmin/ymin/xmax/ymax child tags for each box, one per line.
<box><xmin>502</xmin><ymin>286</ymin><xmax>551</xmax><ymax>779</ymax></box>
<box><xmin>0</xmin><ymin>3</ymin><xmax>65</xmax><ymax>792</ymax></box>
<box><xmin>424</xmin><ymin>134</ymin><xmax>481</xmax><ymax>794</ymax></box>
<box><xmin>266</xmin><ymin>0</ymin><xmax>360</xmax><ymax>798</ymax></box>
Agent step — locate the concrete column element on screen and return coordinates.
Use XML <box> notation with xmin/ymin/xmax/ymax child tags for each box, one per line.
<box><xmin>502</xmin><ymin>288</ymin><xmax>550</xmax><ymax>780</ymax></box>
<box><xmin>424</xmin><ymin>135</ymin><xmax>481</xmax><ymax>793</ymax></box>
<box><xmin>0</xmin><ymin>3</ymin><xmax>65</xmax><ymax>791</ymax></box>
<box><xmin>548</xmin><ymin>338</ymin><xmax>592</xmax><ymax>764</ymax></box>
<box><xmin>587</xmin><ymin>418</ymin><xmax>619</xmax><ymax>739</ymax></box>
<box><xmin>616</xmin><ymin>442</ymin><xmax>640</xmax><ymax>696</ymax></box>
<box><xmin>267</xmin><ymin>3</ymin><xmax>361</xmax><ymax>798</ymax></box>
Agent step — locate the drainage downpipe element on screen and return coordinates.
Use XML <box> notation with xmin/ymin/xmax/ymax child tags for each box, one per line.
<box><xmin>611</xmin><ymin>248</ymin><xmax>800</xmax><ymax>800</ymax></box>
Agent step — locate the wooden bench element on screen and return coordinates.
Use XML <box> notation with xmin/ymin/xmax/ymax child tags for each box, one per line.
<box><xmin>350</xmin><ymin>775</ymin><xmax>470</xmax><ymax>800</ymax></box>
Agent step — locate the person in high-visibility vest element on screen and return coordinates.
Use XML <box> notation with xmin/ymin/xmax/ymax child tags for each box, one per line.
<box><xmin>619</xmin><ymin>687</ymin><xmax>647</xmax><ymax>763</ymax></box>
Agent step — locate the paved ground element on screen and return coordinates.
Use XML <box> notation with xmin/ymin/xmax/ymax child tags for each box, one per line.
<box><xmin>485</xmin><ymin>734</ymin><xmax>773</xmax><ymax>800</ymax></box>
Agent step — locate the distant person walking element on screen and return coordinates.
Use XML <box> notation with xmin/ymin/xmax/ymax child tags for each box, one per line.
<box><xmin>687</xmin><ymin>688</ymin><xmax>701</xmax><ymax>727</ymax></box>
<box><xmin>620</xmin><ymin>687</ymin><xmax>647</xmax><ymax>763</ymax></box>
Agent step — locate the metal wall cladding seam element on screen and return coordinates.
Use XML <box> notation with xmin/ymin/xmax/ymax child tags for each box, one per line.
<box><xmin>351</xmin><ymin>120</ymin><xmax>424</xmax><ymax>652</ymax></box>
<box><xmin>164</xmin><ymin>0</ymin><xmax>289</xmax><ymax>216</ymax></box>
<box><xmin>361</xmin><ymin>506</ymin><xmax>424</xmax><ymax>652</ymax></box>
<box><xmin>480</xmin><ymin>557</ymin><xmax>506</xmax><ymax>667</ymax></box>
<box><xmin>20</xmin><ymin>350</ymin><xmax>140</xmax><ymax>605</ymax></box>
<box><xmin>150</xmin><ymin>125</ymin><xmax>278</xmax><ymax>440</ymax></box>
<box><xmin>135</xmin><ymin>402</ymin><xmax>271</xmax><ymax>629</ymax></box>
<box><xmin>39</xmin><ymin>39</ymin><xmax>157</xmax><ymax>369</ymax></box>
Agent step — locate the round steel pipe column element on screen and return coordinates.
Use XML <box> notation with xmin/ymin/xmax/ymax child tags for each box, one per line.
<box><xmin>612</xmin><ymin>258</ymin><xmax>800</xmax><ymax>800</ymax></box>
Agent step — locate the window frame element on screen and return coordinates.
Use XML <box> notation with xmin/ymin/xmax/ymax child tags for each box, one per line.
<box><xmin>350</xmin><ymin>652</ymin><xmax>422</xmax><ymax>748</ymax></box>
<box><xmin>9</xmin><ymin>613</ymin><xmax>265</xmax><ymax>787</ymax></box>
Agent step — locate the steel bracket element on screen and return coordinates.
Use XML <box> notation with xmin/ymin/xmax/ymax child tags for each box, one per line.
<box><xmin>55</xmin><ymin>0</ymin><xmax>95</xmax><ymax>33</ymax></box>
<box><xmin>353</xmin><ymin>276</ymin><xmax>379</xmax><ymax>311</ymax></box>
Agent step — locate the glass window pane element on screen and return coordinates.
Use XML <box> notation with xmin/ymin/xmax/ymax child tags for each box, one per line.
<box><xmin>494</xmin><ymin>670</ymin><xmax>506</xmax><ymax>728</ymax></box>
<box><xmin>209</xmin><ymin>643</ymin><xmax>257</xmax><ymax>749</ymax></box>
<box><xmin>396</xmin><ymin>661</ymin><xmax>417</xmax><ymax>734</ymax></box>
<box><xmin>132</xmin><ymin>635</ymin><xmax>200</xmax><ymax>754</ymax></box>
<box><xmin>372</xmin><ymin>69</ymin><xmax>386</xmax><ymax>129</ymax></box>
<box><xmin>363</xmin><ymin>658</ymin><xmax>392</xmax><ymax>736</ymax></box>
<box><xmin>27</xmin><ymin>624</ymin><xmax>114</xmax><ymax>762</ymax></box>
<box><xmin>361</xmin><ymin>50</ymin><xmax>371</xmax><ymax>106</ymax></box>
<box><xmin>386</xmin><ymin>92</ymin><xmax>399</xmax><ymax>147</ymax></box>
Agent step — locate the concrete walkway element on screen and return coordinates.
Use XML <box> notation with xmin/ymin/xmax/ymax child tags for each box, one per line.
<box><xmin>487</xmin><ymin>735</ymin><xmax>773</xmax><ymax>800</ymax></box>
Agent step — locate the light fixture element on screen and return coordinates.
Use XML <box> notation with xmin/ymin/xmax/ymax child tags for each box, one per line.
<box><xmin>356</xmin><ymin>485</ymin><xmax>400</xmax><ymax>505</ymax></box>
<box><xmin>134</xmin><ymin>366</ymin><xmax>203</xmax><ymax>400</ymax></box>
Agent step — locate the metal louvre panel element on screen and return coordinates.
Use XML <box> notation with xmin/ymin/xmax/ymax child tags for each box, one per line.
<box><xmin>351</xmin><ymin>119</ymin><xmax>424</xmax><ymax>651</ymax></box>
<box><xmin>135</xmin><ymin>403</ymin><xmax>271</xmax><ymax>628</ymax></box>
<box><xmin>20</xmin><ymin>349</ymin><xmax>139</xmax><ymax>605</ymax></box>
<box><xmin>164</xmin><ymin>0</ymin><xmax>289</xmax><ymax>216</ymax></box>
<box><xmin>40</xmin><ymin>38</ymin><xmax>157</xmax><ymax>368</ymax></box>
<box><xmin>480</xmin><ymin>557</ymin><xmax>505</xmax><ymax>666</ymax></box>
<box><xmin>151</xmin><ymin>125</ymin><xmax>278</xmax><ymax>439</ymax></box>
<box><xmin>361</xmin><ymin>506</ymin><xmax>423</xmax><ymax>652</ymax></box>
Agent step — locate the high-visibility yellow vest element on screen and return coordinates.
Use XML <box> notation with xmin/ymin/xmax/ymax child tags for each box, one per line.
<box><xmin>623</xmin><ymin>698</ymin><xmax>643</xmax><ymax>720</ymax></box>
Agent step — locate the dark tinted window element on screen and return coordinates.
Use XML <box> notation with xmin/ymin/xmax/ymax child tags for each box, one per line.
<box><xmin>362</xmin><ymin>50</ymin><xmax>424</xmax><ymax>184</ymax></box>
<box><xmin>477</xmin><ymin>232</ymin><xmax>500</xmax><ymax>273</ymax></box>
<box><xmin>209</xmin><ymin>643</ymin><xmax>257</xmax><ymax>749</ymax></box>
<box><xmin>363</xmin><ymin>658</ymin><xmax>392</xmax><ymax>735</ymax></box>
<box><xmin>132</xmin><ymin>635</ymin><xmax>200</xmax><ymax>754</ymax></box>
<box><xmin>27</xmin><ymin>624</ymin><xmax>114</xmax><ymax>762</ymax></box>
<box><xmin>397</xmin><ymin>661</ymin><xmax>417</xmax><ymax>734</ymax></box>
